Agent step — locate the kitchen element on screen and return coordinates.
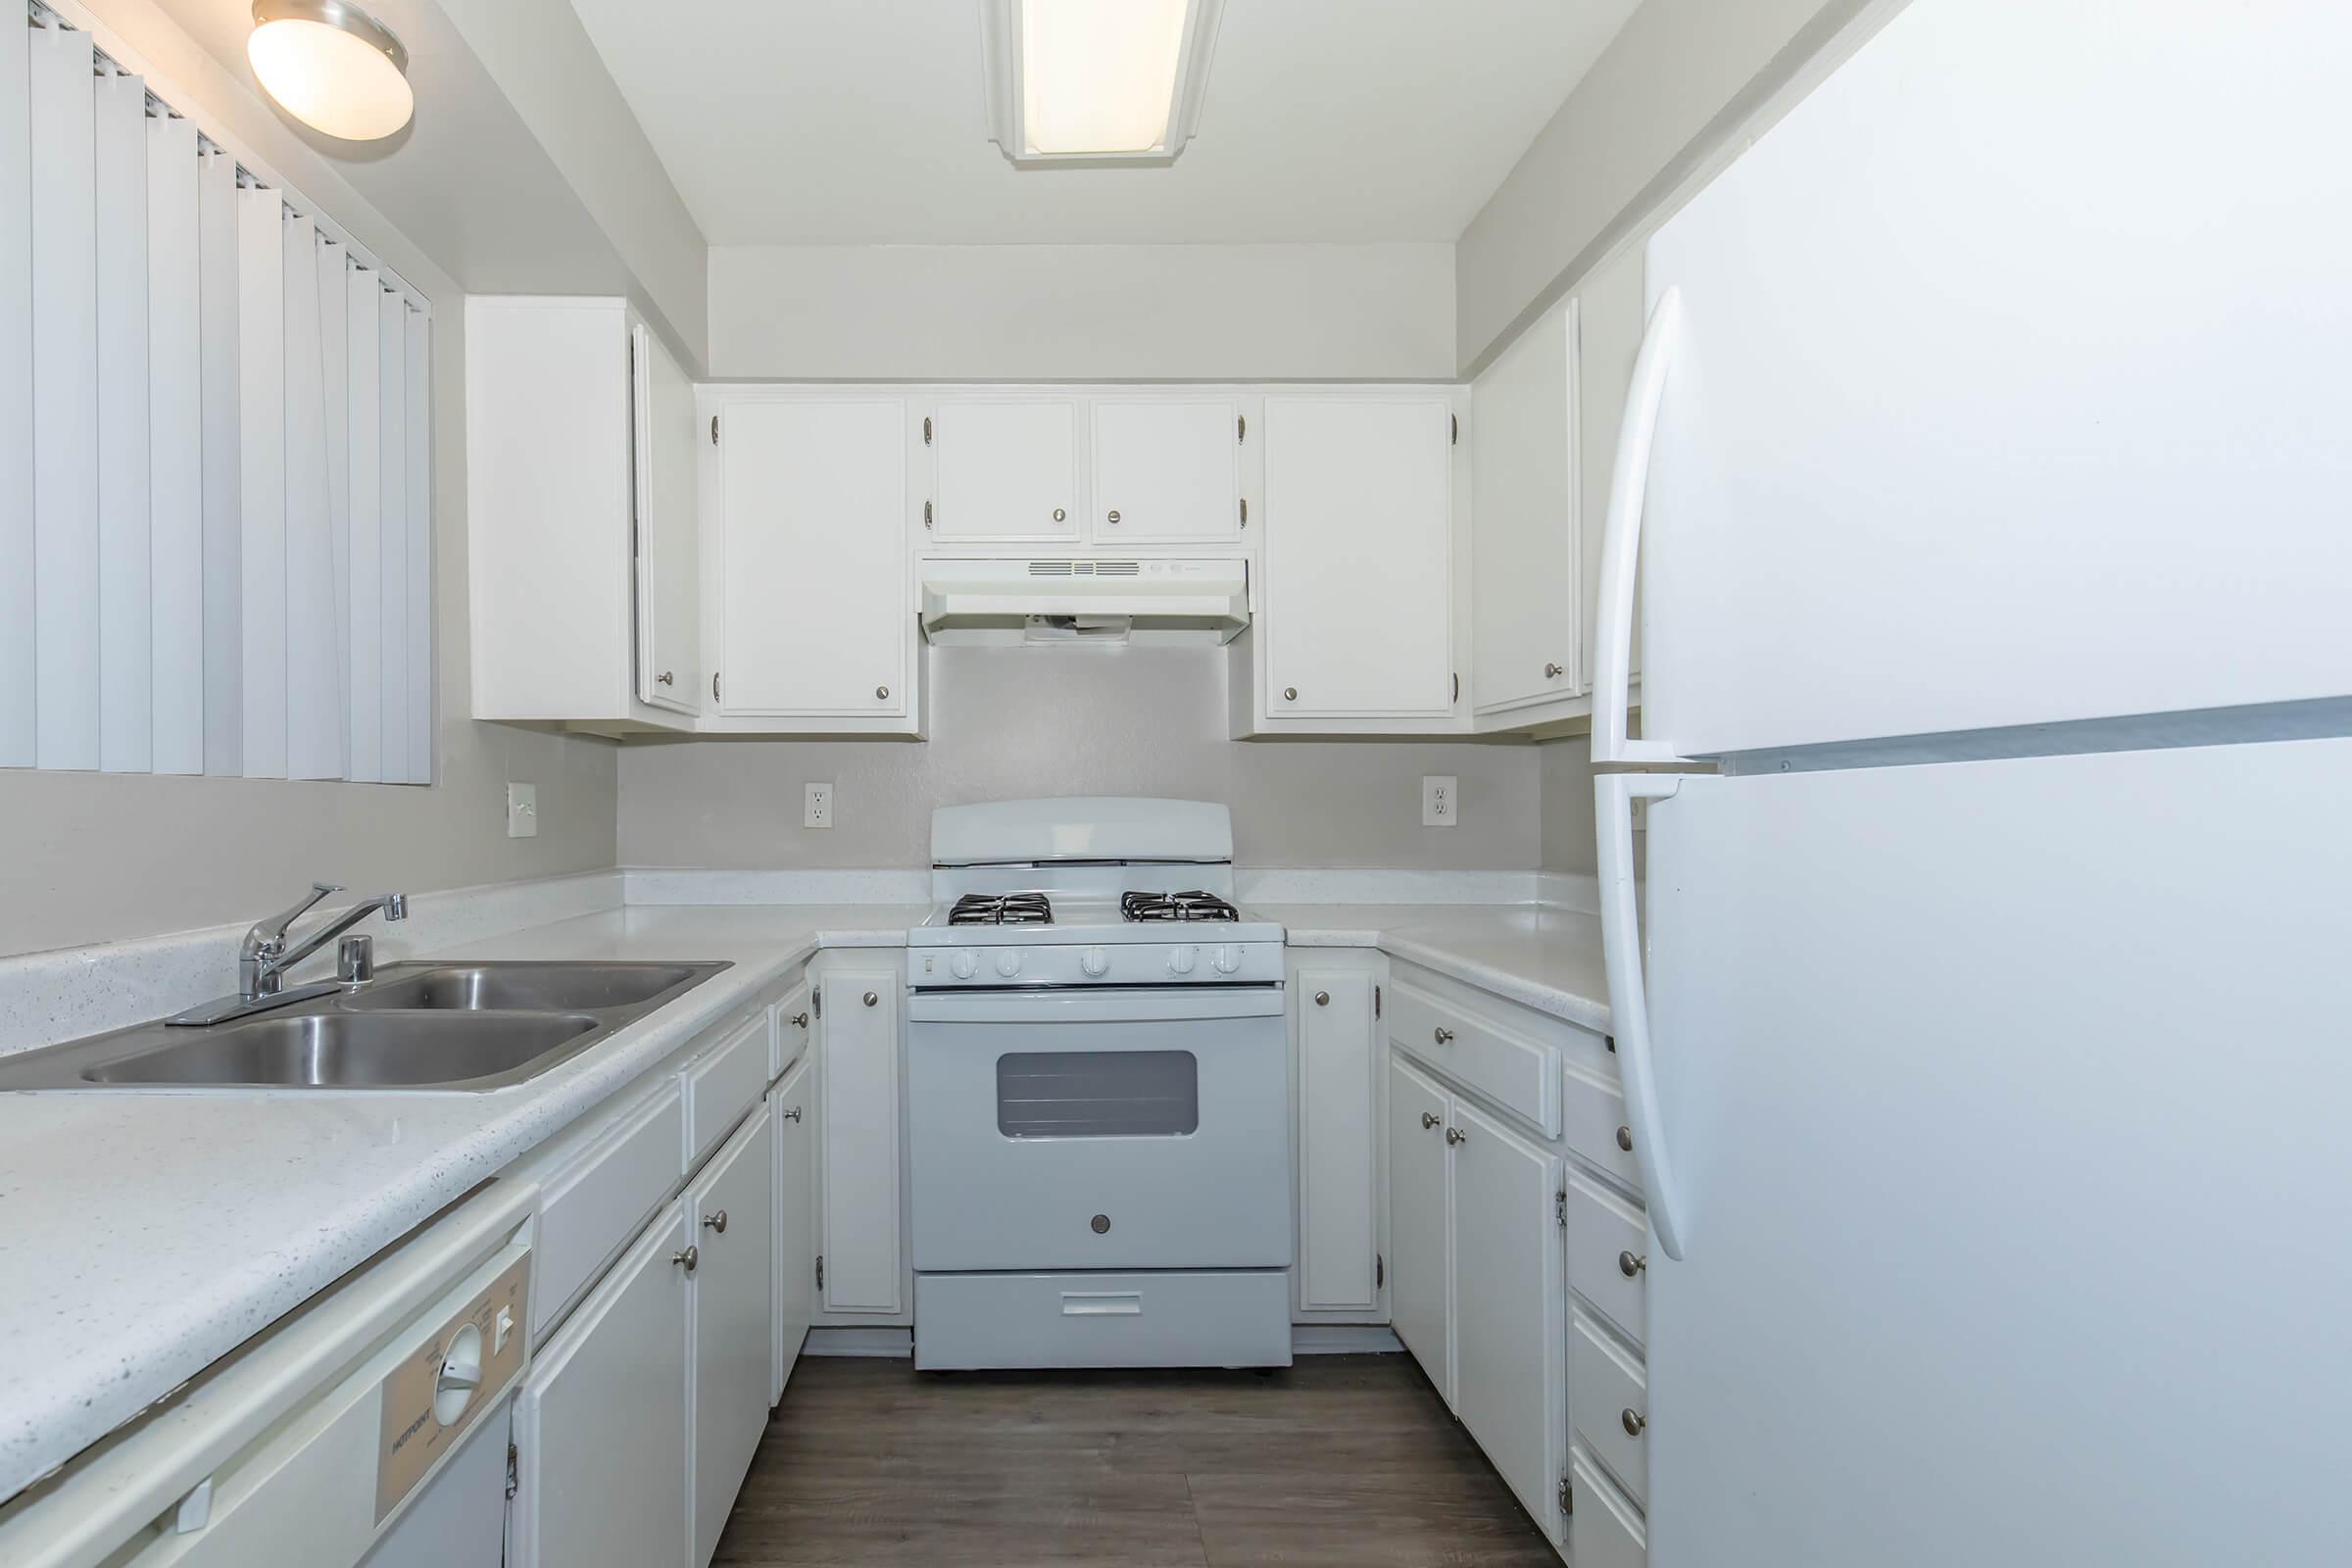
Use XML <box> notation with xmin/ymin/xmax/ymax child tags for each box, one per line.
<box><xmin>0</xmin><ymin>1</ymin><xmax>2346</xmax><ymax>1565</ymax></box>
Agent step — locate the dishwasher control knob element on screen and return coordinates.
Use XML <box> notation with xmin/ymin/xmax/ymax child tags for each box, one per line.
<box><xmin>995</xmin><ymin>950</ymin><xmax>1023</xmax><ymax>978</ymax></box>
<box><xmin>950</xmin><ymin>950</ymin><xmax>980</xmax><ymax>980</ymax></box>
<box><xmin>1166</xmin><ymin>946</ymin><xmax>1197</xmax><ymax>976</ymax></box>
<box><xmin>1081</xmin><ymin>947</ymin><xmax>1110</xmax><ymax>977</ymax></box>
<box><xmin>433</xmin><ymin>1322</ymin><xmax>484</xmax><ymax>1427</ymax></box>
<box><xmin>1209</xmin><ymin>945</ymin><xmax>1241</xmax><ymax>975</ymax></box>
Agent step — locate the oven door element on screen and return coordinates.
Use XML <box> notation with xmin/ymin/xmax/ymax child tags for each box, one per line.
<box><xmin>906</xmin><ymin>987</ymin><xmax>1292</xmax><ymax>1273</ymax></box>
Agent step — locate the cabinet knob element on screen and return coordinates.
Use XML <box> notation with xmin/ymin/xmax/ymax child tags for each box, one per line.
<box><xmin>1283</xmin><ymin>687</ymin><xmax>1298</xmax><ymax>702</ymax></box>
<box><xmin>790</xmin><ymin>1011</ymin><xmax>808</xmax><ymax>1028</ymax></box>
<box><xmin>1544</xmin><ymin>662</ymin><xmax>1565</xmax><ymax>678</ymax></box>
<box><xmin>1445</xmin><ymin>1126</ymin><xmax>1466</xmax><ymax>1146</ymax></box>
<box><xmin>1621</xmin><ymin>1407</ymin><xmax>1647</xmax><ymax>1438</ymax></box>
<box><xmin>703</xmin><ymin>1209</ymin><xmax>728</xmax><ymax>1234</ymax></box>
<box><xmin>1106</xmin><ymin>509</ymin><xmax>1122</xmax><ymax>524</ymax></box>
<box><xmin>1618</xmin><ymin>1250</ymin><xmax>1646</xmax><ymax>1278</ymax></box>
<box><xmin>1433</xmin><ymin>1026</ymin><xmax>1454</xmax><ymax>1045</ymax></box>
<box><xmin>1616</xmin><ymin>1124</ymin><xmax>1634</xmax><ymax>1152</ymax></box>
<box><xmin>1314</xmin><ymin>990</ymin><xmax>1330</xmax><ymax>1006</ymax></box>
<box><xmin>657</xmin><ymin>670</ymin><xmax>674</xmax><ymax>685</ymax></box>
<box><xmin>876</xmin><ymin>685</ymin><xmax>890</xmax><ymax>700</ymax></box>
<box><xmin>782</xmin><ymin>1105</ymin><xmax>802</xmax><ymax>1122</ymax></box>
<box><xmin>672</xmin><ymin>1245</ymin><xmax>699</xmax><ymax>1275</ymax></box>
<box><xmin>1052</xmin><ymin>507</ymin><xmax>1066</xmax><ymax>522</ymax></box>
<box><xmin>1420</xmin><ymin>1111</ymin><xmax>1441</xmax><ymax>1131</ymax></box>
<box><xmin>863</xmin><ymin>991</ymin><xmax>879</xmax><ymax>1006</ymax></box>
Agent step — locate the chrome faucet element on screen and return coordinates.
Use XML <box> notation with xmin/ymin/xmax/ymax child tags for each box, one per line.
<box><xmin>170</xmin><ymin>884</ymin><xmax>409</xmax><ymax>1027</ymax></box>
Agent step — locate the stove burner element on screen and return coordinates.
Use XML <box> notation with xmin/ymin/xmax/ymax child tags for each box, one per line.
<box><xmin>949</xmin><ymin>893</ymin><xmax>1054</xmax><ymax>926</ymax></box>
<box><xmin>1121</xmin><ymin>890</ymin><xmax>1240</xmax><ymax>923</ymax></box>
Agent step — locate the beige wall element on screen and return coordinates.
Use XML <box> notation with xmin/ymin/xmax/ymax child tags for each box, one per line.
<box><xmin>1539</xmin><ymin>736</ymin><xmax>1601</xmax><ymax>876</ymax></box>
<box><xmin>0</xmin><ymin>0</ymin><xmax>618</xmax><ymax>960</ymax></box>
<box><xmin>708</xmin><ymin>243</ymin><xmax>1456</xmax><ymax>382</ymax></box>
<box><xmin>619</xmin><ymin>648</ymin><xmax>1539</xmax><ymax>871</ymax></box>
<box><xmin>1454</xmin><ymin>0</ymin><xmax>1875</xmax><ymax>373</ymax></box>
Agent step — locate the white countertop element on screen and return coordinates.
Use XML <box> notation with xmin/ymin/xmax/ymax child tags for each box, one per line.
<box><xmin>0</xmin><ymin>895</ymin><xmax>1609</xmax><ymax>1504</ymax></box>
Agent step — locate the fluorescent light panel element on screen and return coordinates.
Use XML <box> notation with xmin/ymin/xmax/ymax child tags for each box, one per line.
<box><xmin>1020</xmin><ymin>0</ymin><xmax>1191</xmax><ymax>156</ymax></box>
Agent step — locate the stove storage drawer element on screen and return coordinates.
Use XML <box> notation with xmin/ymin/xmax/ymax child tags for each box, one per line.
<box><xmin>913</xmin><ymin>1270</ymin><xmax>1293</xmax><ymax>1370</ymax></box>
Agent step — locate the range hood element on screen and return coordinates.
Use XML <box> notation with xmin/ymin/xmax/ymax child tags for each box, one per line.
<box><xmin>919</xmin><ymin>559</ymin><xmax>1250</xmax><ymax>646</ymax></box>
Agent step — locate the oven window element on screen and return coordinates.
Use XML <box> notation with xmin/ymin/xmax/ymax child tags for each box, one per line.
<box><xmin>996</xmin><ymin>1051</ymin><xmax>1200</xmax><ymax>1138</ymax></box>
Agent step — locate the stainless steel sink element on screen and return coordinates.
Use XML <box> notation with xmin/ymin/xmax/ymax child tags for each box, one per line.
<box><xmin>0</xmin><ymin>959</ymin><xmax>727</xmax><ymax>1093</ymax></box>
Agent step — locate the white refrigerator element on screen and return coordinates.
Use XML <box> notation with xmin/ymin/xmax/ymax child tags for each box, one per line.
<box><xmin>1589</xmin><ymin>2</ymin><xmax>2352</xmax><ymax>1563</ymax></box>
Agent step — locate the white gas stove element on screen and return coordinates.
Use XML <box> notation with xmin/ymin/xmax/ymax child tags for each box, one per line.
<box><xmin>901</xmin><ymin>798</ymin><xmax>1294</xmax><ymax>1372</ymax></box>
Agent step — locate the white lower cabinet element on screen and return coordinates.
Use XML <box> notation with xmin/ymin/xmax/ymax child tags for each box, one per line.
<box><xmin>1387</xmin><ymin>1055</ymin><xmax>1452</xmax><ymax>1402</ymax></box>
<box><xmin>510</xmin><ymin>1202</ymin><xmax>693</xmax><ymax>1568</ymax></box>
<box><xmin>689</xmin><ymin>1107</ymin><xmax>775</xmax><ymax>1568</ymax></box>
<box><xmin>817</xmin><ymin>966</ymin><xmax>903</xmax><ymax>1315</ymax></box>
<box><xmin>771</xmin><ymin>1054</ymin><xmax>815</xmax><ymax>1401</ymax></box>
<box><xmin>1294</xmin><ymin>964</ymin><xmax>1381</xmax><ymax>1315</ymax></box>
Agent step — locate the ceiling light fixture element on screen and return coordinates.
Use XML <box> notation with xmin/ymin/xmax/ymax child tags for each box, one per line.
<box><xmin>980</xmin><ymin>0</ymin><xmax>1226</xmax><ymax>168</ymax></box>
<box><xmin>248</xmin><ymin>0</ymin><xmax>415</xmax><ymax>142</ymax></box>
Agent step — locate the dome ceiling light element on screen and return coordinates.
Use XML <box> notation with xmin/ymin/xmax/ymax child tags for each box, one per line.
<box><xmin>248</xmin><ymin>0</ymin><xmax>415</xmax><ymax>142</ymax></box>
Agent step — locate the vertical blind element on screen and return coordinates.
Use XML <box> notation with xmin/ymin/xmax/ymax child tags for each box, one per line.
<box><xmin>5</xmin><ymin>1</ymin><xmax>433</xmax><ymax>784</ymax></box>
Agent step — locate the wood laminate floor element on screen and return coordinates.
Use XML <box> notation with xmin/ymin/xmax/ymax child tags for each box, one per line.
<box><xmin>713</xmin><ymin>1353</ymin><xmax>1560</xmax><ymax>1568</ymax></box>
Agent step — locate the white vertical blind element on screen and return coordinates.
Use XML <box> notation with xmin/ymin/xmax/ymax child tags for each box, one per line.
<box><xmin>148</xmin><ymin>109</ymin><xmax>203</xmax><ymax>775</ymax></box>
<box><xmin>404</xmin><ymin>305</ymin><xmax>431</xmax><ymax>781</ymax></box>
<box><xmin>345</xmin><ymin>264</ymin><xmax>382</xmax><ymax>783</ymax></box>
<box><xmin>94</xmin><ymin>66</ymin><xmax>150</xmax><ymax>773</ymax></box>
<box><xmin>377</xmin><ymin>285</ymin><xmax>407</xmax><ymax>777</ymax></box>
<box><xmin>16</xmin><ymin>4</ymin><xmax>432</xmax><ymax>786</ymax></box>
<box><xmin>30</xmin><ymin>21</ymin><xmax>99</xmax><ymax>771</ymax></box>
<box><xmin>281</xmin><ymin>210</ymin><xmax>338</xmax><ymax>780</ymax></box>
<box><xmin>235</xmin><ymin>182</ymin><xmax>284</xmax><ymax>778</ymax></box>
<box><xmin>0</xmin><ymin>8</ymin><xmax>34</xmax><ymax>766</ymax></box>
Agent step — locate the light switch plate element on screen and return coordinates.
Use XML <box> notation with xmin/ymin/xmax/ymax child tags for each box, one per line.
<box><xmin>1422</xmin><ymin>775</ymin><xmax>1458</xmax><ymax>828</ymax></box>
<box><xmin>805</xmin><ymin>782</ymin><xmax>833</xmax><ymax>830</ymax></box>
<box><xmin>506</xmin><ymin>782</ymin><xmax>538</xmax><ymax>838</ymax></box>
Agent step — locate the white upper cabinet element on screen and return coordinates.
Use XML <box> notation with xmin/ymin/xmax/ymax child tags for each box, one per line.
<box><xmin>711</xmin><ymin>396</ymin><xmax>911</xmax><ymax>719</ymax></box>
<box><xmin>930</xmin><ymin>397</ymin><xmax>1080</xmax><ymax>541</ymax></box>
<box><xmin>1471</xmin><ymin>302</ymin><xmax>1580</xmax><ymax>717</ymax></box>
<box><xmin>632</xmin><ymin>323</ymin><xmax>701</xmax><ymax>716</ymax></box>
<box><xmin>1091</xmin><ymin>399</ymin><xmax>1242</xmax><ymax>542</ymax></box>
<box><xmin>1259</xmin><ymin>395</ymin><xmax>1456</xmax><ymax>720</ymax></box>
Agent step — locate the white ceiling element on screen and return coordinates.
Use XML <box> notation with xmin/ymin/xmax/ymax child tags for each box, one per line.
<box><xmin>564</xmin><ymin>0</ymin><xmax>1642</xmax><ymax>246</ymax></box>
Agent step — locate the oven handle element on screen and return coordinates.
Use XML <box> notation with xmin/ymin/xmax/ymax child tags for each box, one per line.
<box><xmin>906</xmin><ymin>986</ymin><xmax>1285</xmax><ymax>1024</ymax></box>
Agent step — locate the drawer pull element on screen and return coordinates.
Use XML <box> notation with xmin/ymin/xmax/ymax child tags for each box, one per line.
<box><xmin>703</xmin><ymin>1209</ymin><xmax>728</xmax><ymax>1234</ymax></box>
<box><xmin>1420</xmin><ymin>1111</ymin><xmax>1441</xmax><ymax>1131</ymax></box>
<box><xmin>863</xmin><ymin>991</ymin><xmax>879</xmax><ymax>1006</ymax></box>
<box><xmin>1621</xmin><ymin>1407</ymin><xmax>1647</xmax><ymax>1438</ymax></box>
<box><xmin>1616</xmin><ymin>1125</ymin><xmax>1635</xmax><ymax>1152</ymax></box>
<box><xmin>1618</xmin><ymin>1250</ymin><xmax>1646</xmax><ymax>1278</ymax></box>
<box><xmin>1445</xmin><ymin>1126</ymin><xmax>1465</xmax><ymax>1146</ymax></box>
<box><xmin>782</xmin><ymin>1105</ymin><xmax>802</xmax><ymax>1122</ymax></box>
<box><xmin>789</xmin><ymin>1011</ymin><xmax>808</xmax><ymax>1028</ymax></box>
<box><xmin>1433</xmin><ymin>1026</ymin><xmax>1455</xmax><ymax>1045</ymax></box>
<box><xmin>1061</xmin><ymin>1292</ymin><xmax>1143</xmax><ymax>1316</ymax></box>
<box><xmin>672</xmin><ymin>1246</ymin><xmax>699</xmax><ymax>1276</ymax></box>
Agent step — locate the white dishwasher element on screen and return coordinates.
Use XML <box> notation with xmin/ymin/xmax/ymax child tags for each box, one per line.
<box><xmin>0</xmin><ymin>1182</ymin><xmax>537</xmax><ymax>1568</ymax></box>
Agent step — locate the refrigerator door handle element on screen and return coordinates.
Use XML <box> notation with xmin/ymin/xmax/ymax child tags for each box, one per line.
<box><xmin>1597</xmin><ymin>771</ymin><xmax>1690</xmax><ymax>1259</ymax></box>
<box><xmin>1592</xmin><ymin>286</ymin><xmax>1690</xmax><ymax>767</ymax></box>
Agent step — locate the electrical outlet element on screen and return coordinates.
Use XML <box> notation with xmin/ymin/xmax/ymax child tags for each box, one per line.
<box><xmin>506</xmin><ymin>782</ymin><xmax>538</xmax><ymax>839</ymax></box>
<box><xmin>804</xmin><ymin>782</ymin><xmax>833</xmax><ymax>830</ymax></box>
<box><xmin>1422</xmin><ymin>775</ymin><xmax>1458</xmax><ymax>828</ymax></box>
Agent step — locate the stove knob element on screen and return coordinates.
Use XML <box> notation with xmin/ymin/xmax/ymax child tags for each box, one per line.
<box><xmin>1210</xmin><ymin>945</ymin><xmax>1241</xmax><ymax>975</ymax></box>
<box><xmin>1166</xmin><ymin>946</ymin><xmax>1197</xmax><ymax>976</ymax></box>
<box><xmin>995</xmin><ymin>951</ymin><xmax>1023</xmax><ymax>978</ymax></box>
<box><xmin>950</xmin><ymin>950</ymin><xmax>980</xmax><ymax>981</ymax></box>
<box><xmin>1081</xmin><ymin>947</ymin><xmax>1110</xmax><ymax>978</ymax></box>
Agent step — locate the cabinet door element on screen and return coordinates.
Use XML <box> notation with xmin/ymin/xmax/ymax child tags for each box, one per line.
<box><xmin>1092</xmin><ymin>399</ymin><xmax>1241</xmax><ymax>542</ymax></box>
<box><xmin>1471</xmin><ymin>303</ymin><xmax>1578</xmax><ymax>712</ymax></box>
<box><xmin>510</xmin><ymin>1204</ymin><xmax>691</xmax><ymax>1568</ymax></box>
<box><xmin>715</xmin><ymin>398</ymin><xmax>906</xmax><ymax>715</ymax></box>
<box><xmin>1450</xmin><ymin>1099</ymin><xmax>1568</xmax><ymax>1546</ymax></box>
<box><xmin>632</xmin><ymin>323</ymin><xmax>700</xmax><ymax>714</ymax></box>
<box><xmin>819</xmin><ymin>971</ymin><xmax>902</xmax><ymax>1313</ymax></box>
<box><xmin>1297</xmin><ymin>969</ymin><xmax>1379</xmax><ymax>1313</ymax></box>
<box><xmin>1262</xmin><ymin>397</ymin><xmax>1454</xmax><ymax>717</ymax></box>
<box><xmin>689</xmin><ymin>1107</ymin><xmax>774</xmax><ymax>1568</ymax></box>
<box><xmin>771</xmin><ymin>1055</ymin><xmax>814</xmax><ymax>1401</ymax></box>
<box><xmin>931</xmin><ymin>398</ymin><xmax>1079</xmax><ymax>541</ymax></box>
<box><xmin>1386</xmin><ymin>1054</ymin><xmax>1451</xmax><ymax>1401</ymax></box>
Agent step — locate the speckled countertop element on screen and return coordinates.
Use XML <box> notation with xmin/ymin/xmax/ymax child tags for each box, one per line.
<box><xmin>0</xmin><ymin>905</ymin><xmax>923</xmax><ymax>1507</ymax></box>
<box><xmin>0</xmin><ymin>895</ymin><xmax>1610</xmax><ymax>1505</ymax></box>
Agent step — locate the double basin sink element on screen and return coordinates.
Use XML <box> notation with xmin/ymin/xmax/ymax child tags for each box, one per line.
<box><xmin>0</xmin><ymin>960</ymin><xmax>726</xmax><ymax>1093</ymax></box>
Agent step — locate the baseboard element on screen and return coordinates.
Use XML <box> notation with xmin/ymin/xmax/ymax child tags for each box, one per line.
<box><xmin>805</xmin><ymin>1326</ymin><xmax>915</xmax><ymax>1358</ymax></box>
<box><xmin>1291</xmin><ymin>1325</ymin><xmax>1403</xmax><ymax>1354</ymax></box>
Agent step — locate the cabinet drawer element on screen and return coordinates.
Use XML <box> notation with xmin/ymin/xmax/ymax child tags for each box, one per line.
<box><xmin>1562</xmin><ymin>1060</ymin><xmax>1640</xmax><ymax>1189</ymax></box>
<box><xmin>534</xmin><ymin>1079</ymin><xmax>684</xmax><ymax>1336</ymax></box>
<box><xmin>772</xmin><ymin>981</ymin><xmax>811</xmax><ymax>1079</ymax></box>
<box><xmin>1389</xmin><ymin>979</ymin><xmax>1561</xmax><ymax>1139</ymax></box>
<box><xmin>1569</xmin><ymin>1448</ymin><xmax>1646</xmax><ymax>1568</ymax></box>
<box><xmin>684</xmin><ymin>1011</ymin><xmax>771</xmax><ymax>1170</ymax></box>
<box><xmin>912</xmin><ymin>1271</ymin><xmax>1292</xmax><ymax>1371</ymax></box>
<box><xmin>1572</xmin><ymin>1310</ymin><xmax>1648</xmax><ymax>1506</ymax></box>
<box><xmin>1564</xmin><ymin>1171</ymin><xmax>1648</xmax><ymax>1348</ymax></box>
